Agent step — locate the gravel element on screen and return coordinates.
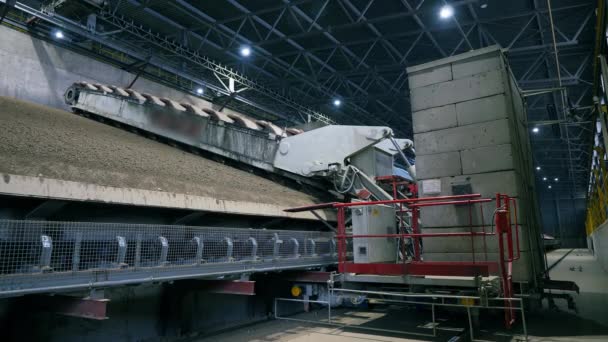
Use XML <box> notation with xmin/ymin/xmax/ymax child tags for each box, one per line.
<box><xmin>0</xmin><ymin>96</ymin><xmax>318</xmax><ymax>207</ymax></box>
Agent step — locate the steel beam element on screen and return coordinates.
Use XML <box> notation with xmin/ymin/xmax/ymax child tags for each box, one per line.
<box><xmin>168</xmin><ymin>0</ymin><xmax>392</xmax><ymax>127</ymax></box>
<box><xmin>29</xmin><ymin>295</ymin><xmax>109</xmax><ymax>320</ymax></box>
<box><xmin>5</xmin><ymin>4</ymin><xmax>298</xmax><ymax>125</ymax></box>
<box><xmin>273</xmin><ymin>271</ymin><xmax>332</xmax><ymax>283</ymax></box>
<box><xmin>201</xmin><ymin>280</ymin><xmax>256</xmax><ymax>296</ymax></box>
<box><xmin>256</xmin><ymin>3</ymin><xmax>591</xmax><ymax>57</ymax></box>
<box><xmin>121</xmin><ymin>0</ymin><xmax>339</xmax><ymax>125</ymax></box>
<box><xmin>222</xmin><ymin>0</ymin><xmax>400</xmax><ymax>126</ymax></box>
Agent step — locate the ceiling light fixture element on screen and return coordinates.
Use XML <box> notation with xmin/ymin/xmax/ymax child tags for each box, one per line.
<box><xmin>532</xmin><ymin>127</ymin><xmax>539</xmax><ymax>133</ymax></box>
<box><xmin>439</xmin><ymin>5</ymin><xmax>454</xmax><ymax>19</ymax></box>
<box><xmin>333</xmin><ymin>99</ymin><xmax>342</xmax><ymax>107</ymax></box>
<box><xmin>240</xmin><ymin>46</ymin><xmax>251</xmax><ymax>57</ymax></box>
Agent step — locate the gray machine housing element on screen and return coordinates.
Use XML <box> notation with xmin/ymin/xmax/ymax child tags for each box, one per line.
<box><xmin>350</xmin><ymin>204</ymin><xmax>397</xmax><ymax>263</ymax></box>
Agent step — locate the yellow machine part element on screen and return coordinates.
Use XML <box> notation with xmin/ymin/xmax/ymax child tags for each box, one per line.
<box><xmin>291</xmin><ymin>285</ymin><xmax>302</xmax><ymax>297</ymax></box>
<box><xmin>460</xmin><ymin>298</ymin><xmax>475</xmax><ymax>307</ymax></box>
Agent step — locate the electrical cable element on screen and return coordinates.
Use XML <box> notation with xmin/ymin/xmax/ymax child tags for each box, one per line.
<box><xmin>333</xmin><ymin>165</ymin><xmax>357</xmax><ymax>194</ymax></box>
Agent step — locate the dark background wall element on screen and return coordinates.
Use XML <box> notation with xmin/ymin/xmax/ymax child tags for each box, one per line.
<box><xmin>539</xmin><ymin>197</ymin><xmax>587</xmax><ymax>247</ymax></box>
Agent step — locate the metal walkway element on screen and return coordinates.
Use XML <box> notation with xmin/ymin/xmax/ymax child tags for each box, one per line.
<box><xmin>0</xmin><ymin>220</ymin><xmax>336</xmax><ymax>297</ymax></box>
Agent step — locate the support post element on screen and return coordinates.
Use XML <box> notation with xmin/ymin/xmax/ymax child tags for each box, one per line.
<box><xmin>495</xmin><ymin>194</ymin><xmax>514</xmax><ymax>329</ymax></box>
<box><xmin>39</xmin><ymin>235</ymin><xmax>52</xmax><ymax>272</ymax></box>
<box><xmin>72</xmin><ymin>232</ymin><xmax>82</xmax><ymax>272</ymax></box>
<box><xmin>337</xmin><ymin>207</ymin><xmax>346</xmax><ymax>272</ymax></box>
<box><xmin>272</xmin><ymin>233</ymin><xmax>283</xmax><ymax>259</ymax></box>
<box><xmin>116</xmin><ymin>236</ymin><xmax>127</xmax><ymax>267</ymax></box>
<box><xmin>307</xmin><ymin>238</ymin><xmax>317</xmax><ymax>256</ymax></box>
<box><xmin>134</xmin><ymin>233</ymin><xmax>142</xmax><ymax>268</ymax></box>
<box><xmin>224</xmin><ymin>237</ymin><xmax>234</xmax><ymax>261</ymax></box>
<box><xmin>158</xmin><ymin>236</ymin><xmax>169</xmax><ymax>266</ymax></box>
<box><xmin>248</xmin><ymin>237</ymin><xmax>258</xmax><ymax>260</ymax></box>
<box><xmin>290</xmin><ymin>237</ymin><xmax>300</xmax><ymax>258</ymax></box>
<box><xmin>193</xmin><ymin>236</ymin><xmax>204</xmax><ymax>264</ymax></box>
<box><xmin>412</xmin><ymin>207</ymin><xmax>420</xmax><ymax>261</ymax></box>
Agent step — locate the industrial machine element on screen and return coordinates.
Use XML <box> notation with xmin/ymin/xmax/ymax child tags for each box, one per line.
<box><xmin>0</xmin><ymin>80</ymin><xmax>421</xmax><ymax>300</ymax></box>
<box><xmin>62</xmin><ymin>81</ymin><xmax>527</xmax><ymax>333</ymax></box>
<box><xmin>0</xmin><ymin>73</ymin><xmax>545</xmax><ymax>339</ymax></box>
<box><xmin>0</xmin><ymin>49</ymin><xmax>575</xmax><ymax>337</ymax></box>
<box><xmin>64</xmin><ymin>81</ymin><xmax>417</xmax><ymax>202</ymax></box>
<box><xmin>62</xmin><ymin>83</ymin><xmax>510</xmax><ymax>270</ymax></box>
<box><xmin>63</xmin><ymin>82</ymin><xmax>429</xmax><ymax>267</ymax></box>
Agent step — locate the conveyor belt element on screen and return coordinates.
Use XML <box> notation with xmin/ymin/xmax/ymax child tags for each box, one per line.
<box><xmin>0</xmin><ymin>220</ymin><xmax>336</xmax><ymax>297</ymax></box>
<box><xmin>0</xmin><ymin>96</ymin><xmax>321</xmax><ymax>209</ymax></box>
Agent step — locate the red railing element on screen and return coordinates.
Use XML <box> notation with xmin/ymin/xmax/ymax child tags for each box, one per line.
<box><xmin>285</xmin><ymin>193</ymin><xmax>521</xmax><ymax>329</ymax></box>
<box><xmin>496</xmin><ymin>194</ymin><xmax>520</xmax><ymax>328</ymax></box>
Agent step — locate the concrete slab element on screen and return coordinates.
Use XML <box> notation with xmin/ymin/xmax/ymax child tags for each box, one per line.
<box><xmin>451</xmin><ymin>53</ymin><xmax>502</xmax><ymax>80</ymax></box>
<box><xmin>415</xmin><ymin>152</ymin><xmax>462</xmax><ymax>179</ymax></box>
<box><xmin>417</xmin><ymin>171</ymin><xmax>525</xmax><ymax>227</ymax></box>
<box><xmin>410</xmin><ymin>69</ymin><xmax>505</xmax><ymax>112</ymax></box>
<box><xmin>0</xmin><ymin>96</ymin><xmax>327</xmax><ymax>219</ymax></box>
<box><xmin>414</xmin><ymin>119</ymin><xmax>511</xmax><ymax>155</ymax></box>
<box><xmin>455</xmin><ymin>94</ymin><xmax>510</xmax><ymax>126</ymax></box>
<box><xmin>418</xmin><ymin>170</ymin><xmax>520</xmax><ymax>197</ymax></box>
<box><xmin>547</xmin><ymin>249</ymin><xmax>608</xmax><ymax>329</ymax></box>
<box><xmin>412</xmin><ymin>104</ymin><xmax>457</xmax><ymax>134</ymax></box>
<box><xmin>0</xmin><ymin>173</ymin><xmax>329</xmax><ymax>220</ymax></box>
<box><xmin>406</xmin><ymin>45</ymin><xmax>502</xmax><ymax>73</ymax></box>
<box><xmin>408</xmin><ymin>63</ymin><xmax>452</xmax><ymax>89</ymax></box>
<box><xmin>418</xmin><ymin>202</ymin><xmax>528</xmax><ymax>232</ymax></box>
<box><xmin>460</xmin><ymin>144</ymin><xmax>514</xmax><ymax>174</ymax></box>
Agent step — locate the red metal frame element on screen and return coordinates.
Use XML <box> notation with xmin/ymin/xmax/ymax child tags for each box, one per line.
<box><xmin>339</xmin><ymin>261</ymin><xmax>499</xmax><ymax>277</ymax></box>
<box><xmin>30</xmin><ymin>295</ymin><xmax>109</xmax><ymax>320</ymax></box>
<box><xmin>285</xmin><ymin>192</ymin><xmax>521</xmax><ymax>329</ymax></box>
<box><xmin>496</xmin><ymin>194</ymin><xmax>521</xmax><ymax>328</ymax></box>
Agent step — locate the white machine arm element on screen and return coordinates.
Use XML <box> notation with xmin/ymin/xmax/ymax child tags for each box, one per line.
<box><xmin>273</xmin><ymin>124</ymin><xmax>416</xmax><ymax>201</ymax></box>
<box><xmin>273</xmin><ymin>125</ymin><xmax>393</xmax><ymax>176</ymax></box>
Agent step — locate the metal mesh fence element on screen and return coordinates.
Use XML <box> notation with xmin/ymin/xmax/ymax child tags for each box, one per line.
<box><xmin>0</xmin><ymin>220</ymin><xmax>335</xmax><ymax>294</ymax></box>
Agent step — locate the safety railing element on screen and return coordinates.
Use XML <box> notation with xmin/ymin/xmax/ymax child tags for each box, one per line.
<box><xmin>274</xmin><ymin>285</ymin><xmax>528</xmax><ymax>341</ymax></box>
<box><xmin>0</xmin><ymin>220</ymin><xmax>335</xmax><ymax>296</ymax></box>
<box><xmin>285</xmin><ymin>193</ymin><xmax>522</xmax><ymax>329</ymax></box>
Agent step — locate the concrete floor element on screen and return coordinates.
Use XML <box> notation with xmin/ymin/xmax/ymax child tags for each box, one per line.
<box><xmin>191</xmin><ymin>249</ymin><xmax>608</xmax><ymax>341</ymax></box>
<box><xmin>532</xmin><ymin>248</ymin><xmax>608</xmax><ymax>339</ymax></box>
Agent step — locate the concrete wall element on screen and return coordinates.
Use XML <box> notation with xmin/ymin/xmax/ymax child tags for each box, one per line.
<box><xmin>590</xmin><ymin>221</ymin><xmax>608</xmax><ymax>273</ymax></box>
<box><xmin>0</xmin><ymin>25</ymin><xmax>245</xmax><ymax>118</ymax></box>
<box><xmin>408</xmin><ymin>46</ymin><xmax>545</xmax><ymax>283</ymax></box>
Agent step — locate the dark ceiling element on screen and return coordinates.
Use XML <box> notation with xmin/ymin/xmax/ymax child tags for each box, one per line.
<box><xmin>4</xmin><ymin>0</ymin><xmax>599</xmax><ymax>199</ymax></box>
